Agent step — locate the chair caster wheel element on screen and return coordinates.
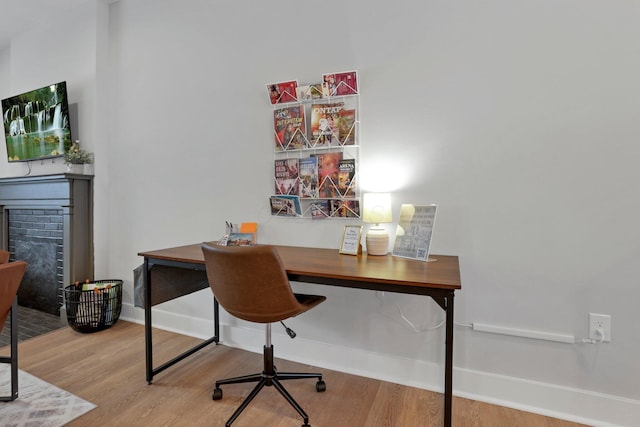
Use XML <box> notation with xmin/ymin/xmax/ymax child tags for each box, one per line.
<box><xmin>212</xmin><ymin>387</ymin><xmax>223</xmax><ymax>400</ymax></box>
<box><xmin>315</xmin><ymin>380</ymin><xmax>326</xmax><ymax>392</ymax></box>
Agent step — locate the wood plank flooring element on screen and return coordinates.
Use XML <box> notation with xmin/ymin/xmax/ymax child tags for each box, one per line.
<box><xmin>6</xmin><ymin>321</ymin><xmax>589</xmax><ymax>426</ymax></box>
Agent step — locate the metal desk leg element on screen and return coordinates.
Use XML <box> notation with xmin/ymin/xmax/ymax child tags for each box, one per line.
<box><xmin>444</xmin><ymin>291</ymin><xmax>454</xmax><ymax>427</ymax></box>
<box><xmin>214</xmin><ymin>297</ymin><xmax>219</xmax><ymax>340</ymax></box>
<box><xmin>432</xmin><ymin>291</ymin><xmax>454</xmax><ymax>427</ymax></box>
<box><xmin>144</xmin><ymin>258</ymin><xmax>153</xmax><ymax>384</ymax></box>
<box><xmin>143</xmin><ymin>258</ymin><xmax>219</xmax><ymax>384</ymax></box>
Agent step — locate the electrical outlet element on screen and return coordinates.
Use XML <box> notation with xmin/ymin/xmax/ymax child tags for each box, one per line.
<box><xmin>588</xmin><ymin>313</ymin><xmax>611</xmax><ymax>343</ymax></box>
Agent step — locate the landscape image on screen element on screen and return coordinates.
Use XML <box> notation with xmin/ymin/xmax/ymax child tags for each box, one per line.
<box><xmin>1</xmin><ymin>81</ymin><xmax>71</xmax><ymax>162</ymax></box>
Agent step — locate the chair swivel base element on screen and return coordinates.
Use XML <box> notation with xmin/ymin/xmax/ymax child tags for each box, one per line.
<box><xmin>212</xmin><ymin>345</ymin><xmax>326</xmax><ymax>427</ymax></box>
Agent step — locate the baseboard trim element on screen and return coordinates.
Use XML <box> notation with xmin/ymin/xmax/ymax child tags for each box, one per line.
<box><xmin>121</xmin><ymin>304</ymin><xmax>638</xmax><ymax>427</ymax></box>
<box><xmin>454</xmin><ymin>367</ymin><xmax>638</xmax><ymax>427</ymax></box>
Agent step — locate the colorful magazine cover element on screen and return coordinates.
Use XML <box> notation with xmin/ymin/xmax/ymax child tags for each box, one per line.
<box><xmin>309</xmin><ymin>103</ymin><xmax>343</xmax><ymax>147</ymax></box>
<box><xmin>270</xmin><ymin>195</ymin><xmax>302</xmax><ymax>217</ymax></box>
<box><xmin>267</xmin><ymin>80</ymin><xmax>298</xmax><ymax>104</ymax></box>
<box><xmin>337</xmin><ymin>159</ymin><xmax>356</xmax><ymax>197</ymax></box>
<box><xmin>310</xmin><ymin>200</ymin><xmax>330</xmax><ymax>219</ymax></box>
<box><xmin>226</xmin><ymin>233</ymin><xmax>254</xmax><ymax>246</ymax></box>
<box><xmin>329</xmin><ymin>199</ymin><xmax>360</xmax><ymax>218</ymax></box>
<box><xmin>296</xmin><ymin>83</ymin><xmax>323</xmax><ymax>101</ymax></box>
<box><xmin>274</xmin><ymin>158</ymin><xmax>299</xmax><ymax>196</ymax></box>
<box><xmin>273</xmin><ymin>105</ymin><xmax>306</xmax><ymax>151</ymax></box>
<box><xmin>321</xmin><ymin>71</ymin><xmax>358</xmax><ymax>97</ymax></box>
<box><xmin>299</xmin><ymin>156</ymin><xmax>319</xmax><ymax>198</ymax></box>
<box><xmin>337</xmin><ymin>109</ymin><xmax>356</xmax><ymax>145</ymax></box>
<box><xmin>312</xmin><ymin>152</ymin><xmax>342</xmax><ymax>198</ymax></box>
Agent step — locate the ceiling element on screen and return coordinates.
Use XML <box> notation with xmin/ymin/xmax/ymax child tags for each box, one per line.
<box><xmin>0</xmin><ymin>0</ymin><xmax>94</xmax><ymax>49</ymax></box>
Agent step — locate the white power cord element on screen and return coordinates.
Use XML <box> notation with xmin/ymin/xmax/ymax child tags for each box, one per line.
<box><xmin>377</xmin><ymin>291</ymin><xmax>445</xmax><ymax>333</ymax></box>
<box><xmin>581</xmin><ymin>327</ymin><xmax>606</xmax><ymax>344</ymax></box>
<box><xmin>395</xmin><ymin>303</ymin><xmax>446</xmax><ymax>333</ymax></box>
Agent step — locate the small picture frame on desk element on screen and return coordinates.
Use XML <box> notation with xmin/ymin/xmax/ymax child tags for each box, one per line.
<box><xmin>339</xmin><ymin>225</ymin><xmax>362</xmax><ymax>255</ymax></box>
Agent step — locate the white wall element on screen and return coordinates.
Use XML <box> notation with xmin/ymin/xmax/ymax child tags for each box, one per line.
<box><xmin>0</xmin><ymin>48</ymin><xmax>8</xmax><ymax>96</ymax></box>
<box><xmin>0</xmin><ymin>1</ymin><xmax>99</xmax><ymax>177</ymax></box>
<box><xmin>2</xmin><ymin>1</ymin><xmax>640</xmax><ymax>425</ymax></box>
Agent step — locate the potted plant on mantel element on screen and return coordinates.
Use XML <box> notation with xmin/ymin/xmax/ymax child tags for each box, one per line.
<box><xmin>64</xmin><ymin>141</ymin><xmax>94</xmax><ymax>175</ymax></box>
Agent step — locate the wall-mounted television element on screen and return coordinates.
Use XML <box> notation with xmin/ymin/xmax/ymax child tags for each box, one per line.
<box><xmin>1</xmin><ymin>81</ymin><xmax>72</xmax><ymax>162</ymax></box>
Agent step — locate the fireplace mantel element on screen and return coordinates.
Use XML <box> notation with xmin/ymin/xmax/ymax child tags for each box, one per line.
<box><xmin>0</xmin><ymin>173</ymin><xmax>93</xmax><ymax>314</ymax></box>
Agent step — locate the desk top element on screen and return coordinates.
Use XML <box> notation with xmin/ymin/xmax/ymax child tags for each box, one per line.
<box><xmin>139</xmin><ymin>243</ymin><xmax>461</xmax><ymax>292</ymax></box>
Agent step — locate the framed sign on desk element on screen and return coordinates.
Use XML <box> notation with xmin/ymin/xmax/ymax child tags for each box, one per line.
<box><xmin>392</xmin><ymin>204</ymin><xmax>438</xmax><ymax>261</ymax></box>
<box><xmin>339</xmin><ymin>225</ymin><xmax>362</xmax><ymax>255</ymax></box>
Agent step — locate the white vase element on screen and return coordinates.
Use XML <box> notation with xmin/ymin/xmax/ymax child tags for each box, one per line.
<box><xmin>83</xmin><ymin>164</ymin><xmax>94</xmax><ymax>175</ymax></box>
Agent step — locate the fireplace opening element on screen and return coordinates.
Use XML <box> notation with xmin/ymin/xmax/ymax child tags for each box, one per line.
<box><xmin>8</xmin><ymin>208</ymin><xmax>64</xmax><ymax>315</ymax></box>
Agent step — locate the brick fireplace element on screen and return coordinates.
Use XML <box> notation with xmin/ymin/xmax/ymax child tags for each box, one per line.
<box><xmin>0</xmin><ymin>174</ymin><xmax>93</xmax><ymax>315</ymax></box>
<box><xmin>8</xmin><ymin>208</ymin><xmax>64</xmax><ymax>314</ymax></box>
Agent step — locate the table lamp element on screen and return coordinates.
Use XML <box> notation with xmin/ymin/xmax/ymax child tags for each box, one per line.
<box><xmin>362</xmin><ymin>192</ymin><xmax>392</xmax><ymax>256</ymax></box>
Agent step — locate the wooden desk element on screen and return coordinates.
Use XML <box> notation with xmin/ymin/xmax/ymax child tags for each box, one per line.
<box><xmin>138</xmin><ymin>243</ymin><xmax>461</xmax><ymax>427</ymax></box>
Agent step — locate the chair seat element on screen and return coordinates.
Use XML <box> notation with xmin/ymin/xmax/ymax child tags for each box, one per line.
<box><xmin>201</xmin><ymin>243</ymin><xmax>327</xmax><ymax>427</ymax></box>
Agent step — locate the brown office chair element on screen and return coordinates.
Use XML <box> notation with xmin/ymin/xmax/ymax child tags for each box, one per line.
<box><xmin>0</xmin><ymin>250</ymin><xmax>10</xmax><ymax>264</ymax></box>
<box><xmin>201</xmin><ymin>243</ymin><xmax>326</xmax><ymax>427</ymax></box>
<box><xmin>0</xmin><ymin>260</ymin><xmax>27</xmax><ymax>402</ymax></box>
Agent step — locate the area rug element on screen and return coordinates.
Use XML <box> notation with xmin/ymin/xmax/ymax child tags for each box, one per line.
<box><xmin>0</xmin><ymin>364</ymin><xmax>96</xmax><ymax>426</ymax></box>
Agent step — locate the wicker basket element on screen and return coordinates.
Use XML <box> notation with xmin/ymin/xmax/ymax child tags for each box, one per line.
<box><xmin>64</xmin><ymin>280</ymin><xmax>122</xmax><ymax>333</ymax></box>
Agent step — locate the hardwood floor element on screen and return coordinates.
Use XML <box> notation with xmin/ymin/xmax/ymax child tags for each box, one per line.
<box><xmin>6</xmin><ymin>321</ymin><xmax>589</xmax><ymax>426</ymax></box>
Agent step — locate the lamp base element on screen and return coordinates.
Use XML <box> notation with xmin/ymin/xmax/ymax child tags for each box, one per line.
<box><xmin>366</xmin><ymin>227</ymin><xmax>389</xmax><ymax>256</ymax></box>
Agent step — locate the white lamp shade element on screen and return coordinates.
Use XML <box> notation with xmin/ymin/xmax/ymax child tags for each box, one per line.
<box><xmin>362</xmin><ymin>193</ymin><xmax>392</xmax><ymax>224</ymax></box>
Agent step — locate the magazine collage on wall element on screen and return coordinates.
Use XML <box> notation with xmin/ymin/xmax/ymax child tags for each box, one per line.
<box><xmin>268</xmin><ymin>71</ymin><xmax>360</xmax><ymax>219</ymax></box>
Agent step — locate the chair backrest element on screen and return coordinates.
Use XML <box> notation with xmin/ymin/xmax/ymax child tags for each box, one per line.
<box><xmin>201</xmin><ymin>243</ymin><xmax>310</xmax><ymax>323</ymax></box>
<box><xmin>0</xmin><ymin>261</ymin><xmax>27</xmax><ymax>332</ymax></box>
<box><xmin>0</xmin><ymin>250</ymin><xmax>10</xmax><ymax>264</ymax></box>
